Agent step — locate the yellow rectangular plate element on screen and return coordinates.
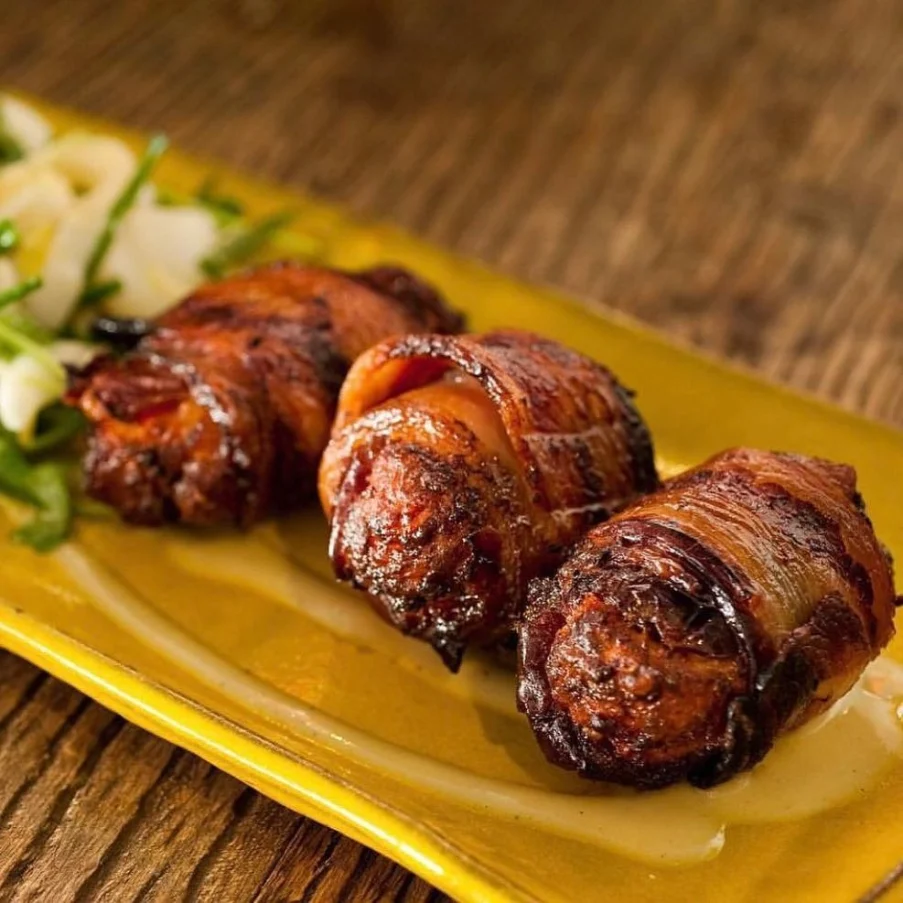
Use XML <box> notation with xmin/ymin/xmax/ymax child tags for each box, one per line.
<box><xmin>2</xmin><ymin>95</ymin><xmax>902</xmax><ymax>903</ymax></box>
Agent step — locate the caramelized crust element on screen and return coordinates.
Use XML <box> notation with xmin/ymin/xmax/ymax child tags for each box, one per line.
<box><xmin>66</xmin><ymin>263</ymin><xmax>462</xmax><ymax>526</ymax></box>
<box><xmin>319</xmin><ymin>330</ymin><xmax>659</xmax><ymax>669</ymax></box>
<box><xmin>518</xmin><ymin>448</ymin><xmax>899</xmax><ymax>789</ymax></box>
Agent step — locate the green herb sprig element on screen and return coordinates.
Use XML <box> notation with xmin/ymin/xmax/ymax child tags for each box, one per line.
<box><xmin>201</xmin><ymin>210</ymin><xmax>296</xmax><ymax>279</ymax></box>
<box><xmin>0</xmin><ymin>277</ymin><xmax>57</xmax><ymax>368</ymax></box>
<box><xmin>0</xmin><ymin>275</ymin><xmax>42</xmax><ymax>310</ymax></box>
<box><xmin>79</xmin><ymin>278</ymin><xmax>123</xmax><ymax>308</ymax></box>
<box><xmin>0</xmin><ymin>276</ymin><xmax>83</xmax><ymax>550</ymax></box>
<box><xmin>0</xmin><ymin>281</ymin><xmax>55</xmax><ymax>360</ymax></box>
<box><xmin>0</xmin><ymin>278</ymin><xmax>63</xmax><ymax>378</ymax></box>
<box><xmin>25</xmin><ymin>405</ymin><xmax>87</xmax><ymax>455</ymax></box>
<box><xmin>80</xmin><ymin>134</ymin><xmax>169</xmax><ymax>299</ymax></box>
<box><xmin>13</xmin><ymin>461</ymin><xmax>72</xmax><ymax>551</ymax></box>
<box><xmin>0</xmin><ymin>109</ymin><xmax>24</xmax><ymax>166</ymax></box>
<box><xmin>0</xmin><ymin>281</ymin><xmax>85</xmax><ymax>550</ymax></box>
<box><xmin>0</xmin><ymin>430</ymin><xmax>72</xmax><ymax>551</ymax></box>
<box><xmin>0</xmin><ymin>219</ymin><xmax>20</xmax><ymax>254</ymax></box>
<box><xmin>0</xmin><ymin>310</ymin><xmax>53</xmax><ymax>348</ymax></box>
<box><xmin>196</xmin><ymin>176</ymin><xmax>244</xmax><ymax>222</ymax></box>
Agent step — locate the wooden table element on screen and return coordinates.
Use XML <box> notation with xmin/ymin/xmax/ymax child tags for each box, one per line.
<box><xmin>2</xmin><ymin>0</ymin><xmax>902</xmax><ymax>900</ymax></box>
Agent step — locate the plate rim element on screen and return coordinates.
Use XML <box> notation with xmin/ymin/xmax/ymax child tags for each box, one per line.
<box><xmin>0</xmin><ymin>605</ymin><xmax>539</xmax><ymax>903</ymax></box>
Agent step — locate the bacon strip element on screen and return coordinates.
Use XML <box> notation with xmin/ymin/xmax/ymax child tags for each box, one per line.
<box><xmin>517</xmin><ymin>448</ymin><xmax>899</xmax><ymax>788</ymax></box>
<box><xmin>66</xmin><ymin>263</ymin><xmax>462</xmax><ymax>525</ymax></box>
<box><xmin>318</xmin><ymin>330</ymin><xmax>659</xmax><ymax>669</ymax></box>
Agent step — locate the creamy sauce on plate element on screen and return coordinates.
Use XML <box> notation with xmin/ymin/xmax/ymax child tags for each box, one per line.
<box><xmin>53</xmin><ymin>532</ymin><xmax>903</xmax><ymax>866</ymax></box>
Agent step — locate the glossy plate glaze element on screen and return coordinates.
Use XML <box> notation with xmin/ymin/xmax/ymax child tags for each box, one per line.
<box><xmin>1</xmin><ymin>95</ymin><xmax>902</xmax><ymax>903</ymax></box>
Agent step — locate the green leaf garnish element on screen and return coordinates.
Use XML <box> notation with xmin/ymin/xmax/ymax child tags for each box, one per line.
<box><xmin>0</xmin><ymin>318</ymin><xmax>61</xmax><ymax>375</ymax></box>
<box><xmin>0</xmin><ymin>309</ymin><xmax>54</xmax><ymax>351</ymax></box>
<box><xmin>81</xmin><ymin>133</ymin><xmax>169</xmax><ymax>294</ymax></box>
<box><xmin>79</xmin><ymin>278</ymin><xmax>122</xmax><ymax>308</ymax></box>
<box><xmin>0</xmin><ymin>278</ymin><xmax>63</xmax><ymax>380</ymax></box>
<box><xmin>201</xmin><ymin>210</ymin><xmax>296</xmax><ymax>279</ymax></box>
<box><xmin>0</xmin><ymin>429</ymin><xmax>73</xmax><ymax>551</ymax></box>
<box><xmin>196</xmin><ymin>176</ymin><xmax>244</xmax><ymax>222</ymax></box>
<box><xmin>0</xmin><ymin>109</ymin><xmax>24</xmax><ymax>166</ymax></box>
<box><xmin>0</xmin><ymin>278</ymin><xmax>57</xmax><ymax>366</ymax></box>
<box><xmin>0</xmin><ymin>219</ymin><xmax>20</xmax><ymax>254</ymax></box>
<box><xmin>24</xmin><ymin>404</ymin><xmax>87</xmax><ymax>455</ymax></box>
<box><xmin>0</xmin><ymin>430</ymin><xmax>44</xmax><ymax>507</ymax></box>
<box><xmin>11</xmin><ymin>462</ymin><xmax>72</xmax><ymax>551</ymax></box>
<box><xmin>0</xmin><ymin>275</ymin><xmax>42</xmax><ymax>311</ymax></box>
<box><xmin>155</xmin><ymin>188</ymin><xmax>183</xmax><ymax>207</ymax></box>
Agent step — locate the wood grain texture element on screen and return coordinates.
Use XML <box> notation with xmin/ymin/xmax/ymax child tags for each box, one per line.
<box><xmin>1</xmin><ymin>0</ymin><xmax>902</xmax><ymax>899</ymax></box>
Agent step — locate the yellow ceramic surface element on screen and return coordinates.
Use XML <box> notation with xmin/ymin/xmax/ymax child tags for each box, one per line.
<box><xmin>2</xmin><ymin>94</ymin><xmax>903</xmax><ymax>903</ymax></box>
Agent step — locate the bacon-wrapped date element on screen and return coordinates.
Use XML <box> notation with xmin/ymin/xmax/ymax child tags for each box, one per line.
<box><xmin>518</xmin><ymin>448</ymin><xmax>899</xmax><ymax>789</ymax></box>
<box><xmin>67</xmin><ymin>263</ymin><xmax>462</xmax><ymax>526</ymax></box>
<box><xmin>318</xmin><ymin>330</ymin><xmax>659</xmax><ymax>669</ymax></box>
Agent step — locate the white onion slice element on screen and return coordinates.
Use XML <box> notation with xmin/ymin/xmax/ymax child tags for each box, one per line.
<box><xmin>0</xmin><ymin>96</ymin><xmax>53</xmax><ymax>154</ymax></box>
<box><xmin>24</xmin><ymin>191</ymin><xmax>110</xmax><ymax>329</ymax></box>
<box><xmin>33</xmin><ymin>133</ymin><xmax>135</xmax><ymax>199</ymax></box>
<box><xmin>103</xmin><ymin>204</ymin><xmax>218</xmax><ymax>319</ymax></box>
<box><xmin>0</xmin><ymin>259</ymin><xmax>19</xmax><ymax>291</ymax></box>
<box><xmin>0</xmin><ymin>165</ymin><xmax>74</xmax><ymax>236</ymax></box>
<box><xmin>0</xmin><ymin>353</ymin><xmax>63</xmax><ymax>436</ymax></box>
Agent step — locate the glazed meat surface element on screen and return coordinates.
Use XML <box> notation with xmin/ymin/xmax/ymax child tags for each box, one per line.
<box><xmin>67</xmin><ymin>263</ymin><xmax>462</xmax><ymax>525</ymax></box>
<box><xmin>319</xmin><ymin>330</ymin><xmax>659</xmax><ymax>669</ymax></box>
<box><xmin>518</xmin><ymin>448</ymin><xmax>899</xmax><ymax>789</ymax></box>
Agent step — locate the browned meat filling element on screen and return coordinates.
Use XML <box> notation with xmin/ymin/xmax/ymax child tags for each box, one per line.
<box><xmin>319</xmin><ymin>330</ymin><xmax>658</xmax><ymax>669</ymax></box>
<box><xmin>66</xmin><ymin>263</ymin><xmax>462</xmax><ymax>526</ymax></box>
<box><xmin>518</xmin><ymin>448</ymin><xmax>899</xmax><ymax>789</ymax></box>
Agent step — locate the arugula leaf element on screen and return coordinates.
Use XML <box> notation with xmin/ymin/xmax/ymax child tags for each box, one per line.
<box><xmin>12</xmin><ymin>462</ymin><xmax>71</xmax><ymax>551</ymax></box>
<box><xmin>0</xmin><ymin>219</ymin><xmax>19</xmax><ymax>254</ymax></box>
<box><xmin>201</xmin><ymin>210</ymin><xmax>296</xmax><ymax>279</ymax></box>
<box><xmin>81</xmin><ymin>133</ymin><xmax>169</xmax><ymax>295</ymax></box>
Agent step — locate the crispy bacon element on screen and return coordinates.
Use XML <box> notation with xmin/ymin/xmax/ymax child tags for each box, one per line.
<box><xmin>66</xmin><ymin>263</ymin><xmax>462</xmax><ymax>526</ymax></box>
<box><xmin>517</xmin><ymin>448</ymin><xmax>899</xmax><ymax>789</ymax></box>
<box><xmin>318</xmin><ymin>330</ymin><xmax>659</xmax><ymax>669</ymax></box>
